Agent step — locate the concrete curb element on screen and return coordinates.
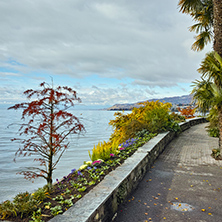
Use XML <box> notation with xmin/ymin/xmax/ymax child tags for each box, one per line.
<box><xmin>49</xmin><ymin>117</ymin><xmax>207</xmax><ymax>222</ymax></box>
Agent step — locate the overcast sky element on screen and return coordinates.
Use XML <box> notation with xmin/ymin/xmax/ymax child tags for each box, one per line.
<box><xmin>0</xmin><ymin>0</ymin><xmax>212</xmax><ymax>108</ymax></box>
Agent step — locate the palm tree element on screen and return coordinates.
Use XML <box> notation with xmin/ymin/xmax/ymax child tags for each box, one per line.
<box><xmin>191</xmin><ymin>78</ymin><xmax>215</xmax><ymax>114</ymax></box>
<box><xmin>178</xmin><ymin>0</ymin><xmax>213</xmax><ymax>51</ymax></box>
<box><xmin>178</xmin><ymin>0</ymin><xmax>222</xmax><ymax>55</ymax></box>
<box><xmin>192</xmin><ymin>51</ymin><xmax>222</xmax><ymax>150</ymax></box>
<box><xmin>192</xmin><ymin>79</ymin><xmax>221</xmax><ymax>137</ymax></box>
<box><xmin>179</xmin><ymin>0</ymin><xmax>222</xmax><ymax>151</ymax></box>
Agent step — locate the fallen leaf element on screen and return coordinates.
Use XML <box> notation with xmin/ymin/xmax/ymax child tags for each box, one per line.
<box><xmin>208</xmin><ymin>213</ymin><xmax>212</xmax><ymax>215</ymax></box>
<box><xmin>145</xmin><ymin>213</ymin><xmax>148</xmax><ymax>215</ymax></box>
<box><xmin>201</xmin><ymin>209</ymin><xmax>206</xmax><ymax>212</ymax></box>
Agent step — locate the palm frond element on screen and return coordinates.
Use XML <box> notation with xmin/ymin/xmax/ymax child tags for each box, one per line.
<box><xmin>198</xmin><ymin>51</ymin><xmax>222</xmax><ymax>87</ymax></box>
<box><xmin>191</xmin><ymin>31</ymin><xmax>212</xmax><ymax>51</ymax></box>
<box><xmin>178</xmin><ymin>0</ymin><xmax>203</xmax><ymax>14</ymax></box>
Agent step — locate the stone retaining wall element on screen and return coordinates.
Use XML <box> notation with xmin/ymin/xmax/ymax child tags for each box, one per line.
<box><xmin>50</xmin><ymin>117</ymin><xmax>207</xmax><ymax>222</ymax></box>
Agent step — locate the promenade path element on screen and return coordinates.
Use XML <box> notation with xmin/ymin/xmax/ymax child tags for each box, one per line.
<box><xmin>113</xmin><ymin>123</ymin><xmax>222</xmax><ymax>222</ymax></box>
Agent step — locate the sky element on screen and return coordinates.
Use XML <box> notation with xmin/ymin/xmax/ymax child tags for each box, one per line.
<box><xmin>0</xmin><ymin>0</ymin><xmax>213</xmax><ymax>108</ymax></box>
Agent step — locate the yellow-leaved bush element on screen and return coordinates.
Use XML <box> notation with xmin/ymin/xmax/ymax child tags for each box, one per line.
<box><xmin>109</xmin><ymin>101</ymin><xmax>172</xmax><ymax>144</ymax></box>
<box><xmin>89</xmin><ymin>101</ymin><xmax>181</xmax><ymax>162</ymax></box>
<box><xmin>88</xmin><ymin>140</ymin><xmax>119</xmax><ymax>162</ymax></box>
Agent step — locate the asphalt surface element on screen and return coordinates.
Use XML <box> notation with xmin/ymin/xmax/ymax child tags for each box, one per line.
<box><xmin>113</xmin><ymin>123</ymin><xmax>222</xmax><ymax>222</ymax></box>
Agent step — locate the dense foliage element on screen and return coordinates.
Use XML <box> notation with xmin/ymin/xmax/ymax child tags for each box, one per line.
<box><xmin>178</xmin><ymin>106</ymin><xmax>196</xmax><ymax>119</ymax></box>
<box><xmin>191</xmin><ymin>52</ymin><xmax>222</xmax><ymax>139</ymax></box>
<box><xmin>89</xmin><ymin>101</ymin><xmax>183</xmax><ymax>161</ymax></box>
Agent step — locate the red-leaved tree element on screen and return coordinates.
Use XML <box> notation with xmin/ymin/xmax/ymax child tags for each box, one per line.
<box><xmin>8</xmin><ymin>82</ymin><xmax>85</xmax><ymax>188</ymax></box>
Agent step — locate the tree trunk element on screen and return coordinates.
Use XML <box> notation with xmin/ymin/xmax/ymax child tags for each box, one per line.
<box><xmin>213</xmin><ymin>0</ymin><xmax>222</xmax><ymax>57</ymax></box>
<box><xmin>213</xmin><ymin>0</ymin><xmax>222</xmax><ymax>152</ymax></box>
<box><xmin>47</xmin><ymin>103</ymin><xmax>54</xmax><ymax>189</ymax></box>
<box><xmin>218</xmin><ymin>107</ymin><xmax>222</xmax><ymax>152</ymax></box>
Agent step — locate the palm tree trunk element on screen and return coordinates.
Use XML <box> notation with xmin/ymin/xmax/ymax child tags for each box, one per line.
<box><xmin>213</xmin><ymin>0</ymin><xmax>222</xmax><ymax>152</ymax></box>
<box><xmin>213</xmin><ymin>0</ymin><xmax>222</xmax><ymax>57</ymax></box>
<box><xmin>218</xmin><ymin>108</ymin><xmax>222</xmax><ymax>152</ymax></box>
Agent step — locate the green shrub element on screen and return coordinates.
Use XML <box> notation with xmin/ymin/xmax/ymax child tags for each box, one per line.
<box><xmin>206</xmin><ymin>107</ymin><xmax>219</xmax><ymax>137</ymax></box>
<box><xmin>32</xmin><ymin>187</ymin><xmax>49</xmax><ymax>202</ymax></box>
<box><xmin>0</xmin><ymin>200</ymin><xmax>17</xmax><ymax>220</ymax></box>
<box><xmin>13</xmin><ymin>192</ymin><xmax>38</xmax><ymax>217</ymax></box>
<box><xmin>211</xmin><ymin>149</ymin><xmax>221</xmax><ymax>159</ymax></box>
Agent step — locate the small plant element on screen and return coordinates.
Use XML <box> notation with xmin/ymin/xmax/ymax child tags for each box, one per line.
<box><xmin>0</xmin><ymin>200</ymin><xmax>17</xmax><ymax>220</ymax></box>
<box><xmin>64</xmin><ymin>188</ymin><xmax>71</xmax><ymax>194</ymax></box>
<box><xmin>50</xmin><ymin>205</ymin><xmax>63</xmax><ymax>216</ymax></box>
<box><xmin>208</xmin><ymin>127</ymin><xmax>219</xmax><ymax>137</ymax></box>
<box><xmin>70</xmin><ymin>181</ymin><xmax>80</xmax><ymax>188</ymax></box>
<box><xmin>135</xmin><ymin>129</ymin><xmax>150</xmax><ymax>138</ymax></box>
<box><xmin>72</xmin><ymin>194</ymin><xmax>82</xmax><ymax>199</ymax></box>
<box><xmin>53</xmin><ymin>195</ymin><xmax>64</xmax><ymax>202</ymax></box>
<box><xmin>88</xmin><ymin>181</ymin><xmax>96</xmax><ymax>186</ymax></box>
<box><xmin>77</xmin><ymin>186</ymin><xmax>87</xmax><ymax>192</ymax></box>
<box><xmin>59</xmin><ymin>198</ymin><xmax>73</xmax><ymax>207</ymax></box>
<box><xmin>13</xmin><ymin>192</ymin><xmax>38</xmax><ymax>218</ymax></box>
<box><xmin>32</xmin><ymin>188</ymin><xmax>49</xmax><ymax>202</ymax></box>
<box><xmin>29</xmin><ymin>208</ymin><xmax>43</xmax><ymax>222</ymax></box>
<box><xmin>211</xmin><ymin>149</ymin><xmax>221</xmax><ymax>159</ymax></box>
<box><xmin>44</xmin><ymin>202</ymin><xmax>52</xmax><ymax>209</ymax></box>
<box><xmin>170</xmin><ymin>112</ymin><xmax>186</xmax><ymax>122</ymax></box>
<box><xmin>89</xmin><ymin>141</ymin><xmax>118</xmax><ymax>162</ymax></box>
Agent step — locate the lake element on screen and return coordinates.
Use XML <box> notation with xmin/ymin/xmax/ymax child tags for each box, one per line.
<box><xmin>0</xmin><ymin>104</ymin><xmax>126</xmax><ymax>202</ymax></box>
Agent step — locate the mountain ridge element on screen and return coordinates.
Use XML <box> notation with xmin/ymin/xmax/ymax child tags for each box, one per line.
<box><xmin>107</xmin><ymin>94</ymin><xmax>192</xmax><ymax>110</ymax></box>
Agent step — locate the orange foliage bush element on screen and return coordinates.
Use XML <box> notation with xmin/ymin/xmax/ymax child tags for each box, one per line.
<box><xmin>177</xmin><ymin>106</ymin><xmax>196</xmax><ymax>119</ymax></box>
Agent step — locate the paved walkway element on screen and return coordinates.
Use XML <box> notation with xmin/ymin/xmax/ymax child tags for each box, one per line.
<box><xmin>113</xmin><ymin>123</ymin><xmax>222</xmax><ymax>222</ymax></box>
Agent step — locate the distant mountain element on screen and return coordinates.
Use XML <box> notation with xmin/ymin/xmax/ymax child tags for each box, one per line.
<box><xmin>106</xmin><ymin>94</ymin><xmax>192</xmax><ymax>111</ymax></box>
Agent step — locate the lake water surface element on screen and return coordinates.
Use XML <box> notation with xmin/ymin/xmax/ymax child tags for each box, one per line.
<box><xmin>0</xmin><ymin>105</ymin><xmax>125</xmax><ymax>202</ymax></box>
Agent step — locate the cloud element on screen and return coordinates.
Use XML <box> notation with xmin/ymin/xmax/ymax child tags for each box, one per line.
<box><xmin>0</xmin><ymin>0</ymin><xmax>212</xmax><ymax>105</ymax></box>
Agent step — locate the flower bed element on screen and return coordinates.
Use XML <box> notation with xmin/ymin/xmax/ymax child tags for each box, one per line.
<box><xmin>0</xmin><ymin>133</ymin><xmax>156</xmax><ymax>222</ymax></box>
